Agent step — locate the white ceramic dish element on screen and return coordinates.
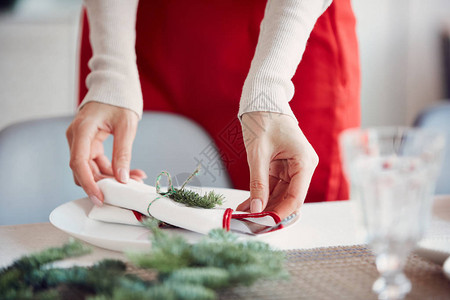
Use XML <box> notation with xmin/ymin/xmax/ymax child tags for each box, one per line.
<box><xmin>415</xmin><ymin>195</ymin><xmax>450</xmax><ymax>265</ymax></box>
<box><xmin>49</xmin><ymin>187</ymin><xmax>281</xmax><ymax>252</ymax></box>
<box><xmin>50</xmin><ymin>197</ymin><xmax>157</xmax><ymax>252</ymax></box>
<box><xmin>416</xmin><ymin>237</ymin><xmax>450</xmax><ymax>265</ymax></box>
<box><xmin>50</xmin><ymin>190</ymin><xmax>450</xmax><ymax>256</ymax></box>
<box><xmin>443</xmin><ymin>256</ymin><xmax>450</xmax><ymax>281</ymax></box>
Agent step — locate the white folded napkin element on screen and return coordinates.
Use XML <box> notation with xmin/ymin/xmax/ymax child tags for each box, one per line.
<box><xmin>88</xmin><ymin>203</ymin><xmax>143</xmax><ymax>226</ymax></box>
<box><xmin>88</xmin><ymin>178</ymin><xmax>282</xmax><ymax>235</ymax></box>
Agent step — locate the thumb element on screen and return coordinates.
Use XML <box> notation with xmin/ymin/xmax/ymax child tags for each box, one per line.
<box><xmin>112</xmin><ymin>119</ymin><xmax>137</xmax><ymax>184</ymax></box>
<box><xmin>247</xmin><ymin>153</ymin><xmax>270</xmax><ymax>213</ymax></box>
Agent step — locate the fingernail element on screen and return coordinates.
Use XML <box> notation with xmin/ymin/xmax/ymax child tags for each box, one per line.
<box><xmin>250</xmin><ymin>199</ymin><xmax>263</xmax><ymax>213</ymax></box>
<box><xmin>89</xmin><ymin>195</ymin><xmax>103</xmax><ymax>207</ymax></box>
<box><xmin>118</xmin><ymin>168</ymin><xmax>129</xmax><ymax>183</ymax></box>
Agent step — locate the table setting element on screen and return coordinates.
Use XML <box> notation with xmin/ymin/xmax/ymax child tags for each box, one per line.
<box><xmin>1</xmin><ymin>127</ymin><xmax>450</xmax><ymax>299</ymax></box>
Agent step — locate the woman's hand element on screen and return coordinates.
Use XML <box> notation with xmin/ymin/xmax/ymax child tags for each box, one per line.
<box><xmin>237</xmin><ymin>111</ymin><xmax>318</xmax><ymax>219</ymax></box>
<box><xmin>66</xmin><ymin>102</ymin><xmax>146</xmax><ymax>206</ymax></box>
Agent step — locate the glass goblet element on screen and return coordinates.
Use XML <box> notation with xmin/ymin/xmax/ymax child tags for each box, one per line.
<box><xmin>340</xmin><ymin>127</ymin><xmax>445</xmax><ymax>300</ymax></box>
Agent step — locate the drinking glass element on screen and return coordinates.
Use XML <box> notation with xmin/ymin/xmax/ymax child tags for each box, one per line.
<box><xmin>340</xmin><ymin>127</ymin><xmax>445</xmax><ymax>300</ymax></box>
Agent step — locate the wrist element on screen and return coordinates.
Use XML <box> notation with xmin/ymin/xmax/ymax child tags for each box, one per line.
<box><xmin>238</xmin><ymin>86</ymin><xmax>298</xmax><ymax>123</ymax></box>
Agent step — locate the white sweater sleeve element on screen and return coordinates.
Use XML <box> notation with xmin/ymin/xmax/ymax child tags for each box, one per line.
<box><xmin>238</xmin><ymin>0</ymin><xmax>332</xmax><ymax>122</ymax></box>
<box><xmin>79</xmin><ymin>0</ymin><xmax>143</xmax><ymax>119</ymax></box>
<box><xmin>80</xmin><ymin>0</ymin><xmax>331</xmax><ymax>121</ymax></box>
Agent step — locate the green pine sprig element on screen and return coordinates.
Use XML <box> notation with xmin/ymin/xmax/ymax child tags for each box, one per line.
<box><xmin>128</xmin><ymin>218</ymin><xmax>288</xmax><ymax>289</ymax></box>
<box><xmin>154</xmin><ymin>166</ymin><xmax>224</xmax><ymax>209</ymax></box>
<box><xmin>164</xmin><ymin>188</ymin><xmax>224</xmax><ymax>209</ymax></box>
<box><xmin>0</xmin><ymin>239</ymin><xmax>91</xmax><ymax>300</ymax></box>
<box><xmin>0</xmin><ymin>210</ymin><xmax>287</xmax><ymax>300</ymax></box>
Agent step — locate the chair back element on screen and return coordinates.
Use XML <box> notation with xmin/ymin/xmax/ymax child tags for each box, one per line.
<box><xmin>414</xmin><ymin>103</ymin><xmax>450</xmax><ymax>194</ymax></box>
<box><xmin>0</xmin><ymin>112</ymin><xmax>232</xmax><ymax>225</ymax></box>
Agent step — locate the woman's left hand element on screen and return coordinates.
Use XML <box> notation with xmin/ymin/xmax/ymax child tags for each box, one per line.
<box><xmin>236</xmin><ymin>111</ymin><xmax>319</xmax><ymax>219</ymax></box>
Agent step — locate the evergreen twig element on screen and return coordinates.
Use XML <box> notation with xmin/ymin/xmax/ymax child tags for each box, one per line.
<box><xmin>164</xmin><ymin>188</ymin><xmax>224</xmax><ymax>209</ymax></box>
<box><xmin>0</xmin><ymin>199</ymin><xmax>286</xmax><ymax>300</ymax></box>
<box><xmin>155</xmin><ymin>165</ymin><xmax>224</xmax><ymax>209</ymax></box>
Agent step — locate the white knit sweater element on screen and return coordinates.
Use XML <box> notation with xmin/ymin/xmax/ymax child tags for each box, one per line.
<box><xmin>80</xmin><ymin>0</ymin><xmax>332</xmax><ymax>121</ymax></box>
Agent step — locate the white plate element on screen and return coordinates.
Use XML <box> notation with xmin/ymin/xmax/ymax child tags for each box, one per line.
<box><xmin>50</xmin><ymin>190</ymin><xmax>450</xmax><ymax>255</ymax></box>
<box><xmin>50</xmin><ymin>197</ymin><xmax>155</xmax><ymax>252</ymax></box>
<box><xmin>50</xmin><ymin>187</ymin><xmax>257</xmax><ymax>252</ymax></box>
<box><xmin>415</xmin><ymin>195</ymin><xmax>450</xmax><ymax>265</ymax></box>
<box><xmin>443</xmin><ymin>257</ymin><xmax>450</xmax><ymax>280</ymax></box>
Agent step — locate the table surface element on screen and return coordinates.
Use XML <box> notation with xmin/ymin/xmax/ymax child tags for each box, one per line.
<box><xmin>1</xmin><ymin>197</ymin><xmax>449</xmax><ymax>299</ymax></box>
<box><xmin>0</xmin><ymin>200</ymin><xmax>362</xmax><ymax>267</ymax></box>
<box><xmin>220</xmin><ymin>245</ymin><xmax>450</xmax><ymax>300</ymax></box>
<box><xmin>2</xmin><ymin>196</ymin><xmax>449</xmax><ymax>268</ymax></box>
<box><xmin>0</xmin><ymin>222</ymin><xmax>126</xmax><ymax>268</ymax></box>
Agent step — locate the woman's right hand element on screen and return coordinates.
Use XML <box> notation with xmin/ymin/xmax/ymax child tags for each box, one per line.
<box><xmin>236</xmin><ymin>111</ymin><xmax>319</xmax><ymax>219</ymax></box>
<box><xmin>66</xmin><ymin>102</ymin><xmax>146</xmax><ymax>206</ymax></box>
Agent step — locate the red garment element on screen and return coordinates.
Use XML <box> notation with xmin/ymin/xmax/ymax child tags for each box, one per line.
<box><xmin>79</xmin><ymin>0</ymin><xmax>360</xmax><ymax>202</ymax></box>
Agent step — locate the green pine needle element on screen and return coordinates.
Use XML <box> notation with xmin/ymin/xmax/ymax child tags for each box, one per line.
<box><xmin>163</xmin><ymin>282</ymin><xmax>216</xmax><ymax>300</ymax></box>
<box><xmin>0</xmin><ymin>196</ymin><xmax>287</xmax><ymax>300</ymax></box>
<box><xmin>166</xmin><ymin>188</ymin><xmax>224</xmax><ymax>209</ymax></box>
<box><xmin>10</xmin><ymin>239</ymin><xmax>91</xmax><ymax>273</ymax></box>
<box><xmin>167</xmin><ymin>267</ymin><xmax>230</xmax><ymax>289</ymax></box>
<box><xmin>0</xmin><ymin>239</ymin><xmax>91</xmax><ymax>299</ymax></box>
<box><xmin>130</xmin><ymin>222</ymin><xmax>287</xmax><ymax>289</ymax></box>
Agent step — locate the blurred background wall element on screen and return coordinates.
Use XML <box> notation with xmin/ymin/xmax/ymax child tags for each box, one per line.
<box><xmin>0</xmin><ymin>0</ymin><xmax>449</xmax><ymax>131</ymax></box>
<box><xmin>0</xmin><ymin>0</ymin><xmax>81</xmax><ymax>131</ymax></box>
<box><xmin>353</xmin><ymin>0</ymin><xmax>450</xmax><ymax>126</ymax></box>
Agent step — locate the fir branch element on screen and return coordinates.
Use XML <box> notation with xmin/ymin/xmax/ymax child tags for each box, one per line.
<box><xmin>0</xmin><ymin>240</ymin><xmax>91</xmax><ymax>299</ymax></box>
<box><xmin>166</xmin><ymin>267</ymin><xmax>230</xmax><ymax>289</ymax></box>
<box><xmin>0</xmin><ymin>268</ymin><xmax>23</xmax><ymax>296</ymax></box>
<box><xmin>1</xmin><ymin>217</ymin><xmax>287</xmax><ymax>300</ymax></box>
<box><xmin>167</xmin><ymin>188</ymin><xmax>224</xmax><ymax>209</ymax></box>
<box><xmin>8</xmin><ymin>239</ymin><xmax>90</xmax><ymax>273</ymax></box>
<box><xmin>98</xmin><ymin>283</ymin><xmax>176</xmax><ymax>300</ymax></box>
<box><xmin>26</xmin><ymin>259</ymin><xmax>127</xmax><ymax>295</ymax></box>
<box><xmin>190</xmin><ymin>230</ymin><xmax>287</xmax><ymax>285</ymax></box>
<box><xmin>162</xmin><ymin>282</ymin><xmax>216</xmax><ymax>300</ymax></box>
<box><xmin>0</xmin><ymin>287</ymin><xmax>33</xmax><ymax>300</ymax></box>
<box><xmin>129</xmin><ymin>219</ymin><xmax>191</xmax><ymax>274</ymax></box>
<box><xmin>132</xmin><ymin>221</ymin><xmax>287</xmax><ymax>288</ymax></box>
<box><xmin>128</xmin><ymin>248</ymin><xmax>190</xmax><ymax>274</ymax></box>
<box><xmin>154</xmin><ymin>166</ymin><xmax>223</xmax><ymax>209</ymax></box>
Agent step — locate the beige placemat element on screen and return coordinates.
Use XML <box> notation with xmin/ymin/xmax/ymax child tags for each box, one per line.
<box><xmin>219</xmin><ymin>245</ymin><xmax>450</xmax><ymax>300</ymax></box>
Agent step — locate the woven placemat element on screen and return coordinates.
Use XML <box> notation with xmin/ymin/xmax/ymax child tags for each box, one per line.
<box><xmin>219</xmin><ymin>245</ymin><xmax>450</xmax><ymax>300</ymax></box>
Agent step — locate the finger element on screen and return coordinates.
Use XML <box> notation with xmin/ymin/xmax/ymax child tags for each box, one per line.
<box><xmin>70</xmin><ymin>124</ymin><xmax>104</xmax><ymax>206</ymax></box>
<box><xmin>271</xmin><ymin>191</ymin><xmax>301</xmax><ymax>220</ymax></box>
<box><xmin>267</xmin><ymin>181</ymin><xmax>299</xmax><ymax>218</ymax></box>
<box><xmin>90</xmin><ymin>160</ymin><xmax>109</xmax><ymax>182</ymax></box>
<box><xmin>72</xmin><ymin>169</ymin><xmax>104</xmax><ymax>207</ymax></box>
<box><xmin>130</xmin><ymin>169</ymin><xmax>147</xmax><ymax>179</ymax></box>
<box><xmin>112</xmin><ymin>118</ymin><xmax>137</xmax><ymax>184</ymax></box>
<box><xmin>236</xmin><ymin>197</ymin><xmax>251</xmax><ymax>212</ymax></box>
<box><xmin>269</xmin><ymin>159</ymin><xmax>290</xmax><ymax>183</ymax></box>
<box><xmin>272</xmin><ymin>168</ymin><xmax>312</xmax><ymax>219</ymax></box>
<box><xmin>67</xmin><ymin>126</ymin><xmax>78</xmax><ymax>186</ymax></box>
<box><xmin>287</xmin><ymin>157</ymin><xmax>315</xmax><ymax>206</ymax></box>
<box><xmin>130</xmin><ymin>175</ymin><xmax>144</xmax><ymax>183</ymax></box>
<box><xmin>73</xmin><ymin>174</ymin><xmax>80</xmax><ymax>186</ymax></box>
<box><xmin>271</xmin><ymin>199</ymin><xmax>299</xmax><ymax>220</ymax></box>
<box><xmin>95</xmin><ymin>154</ymin><xmax>114</xmax><ymax>176</ymax></box>
<box><xmin>265</xmin><ymin>180</ymin><xmax>289</xmax><ymax>211</ymax></box>
<box><xmin>66</xmin><ymin>123</ymin><xmax>73</xmax><ymax>148</ymax></box>
<box><xmin>247</xmin><ymin>149</ymin><xmax>270</xmax><ymax>213</ymax></box>
<box><xmin>268</xmin><ymin>174</ymin><xmax>280</xmax><ymax>195</ymax></box>
<box><xmin>89</xmin><ymin>159</ymin><xmax>101</xmax><ymax>181</ymax></box>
